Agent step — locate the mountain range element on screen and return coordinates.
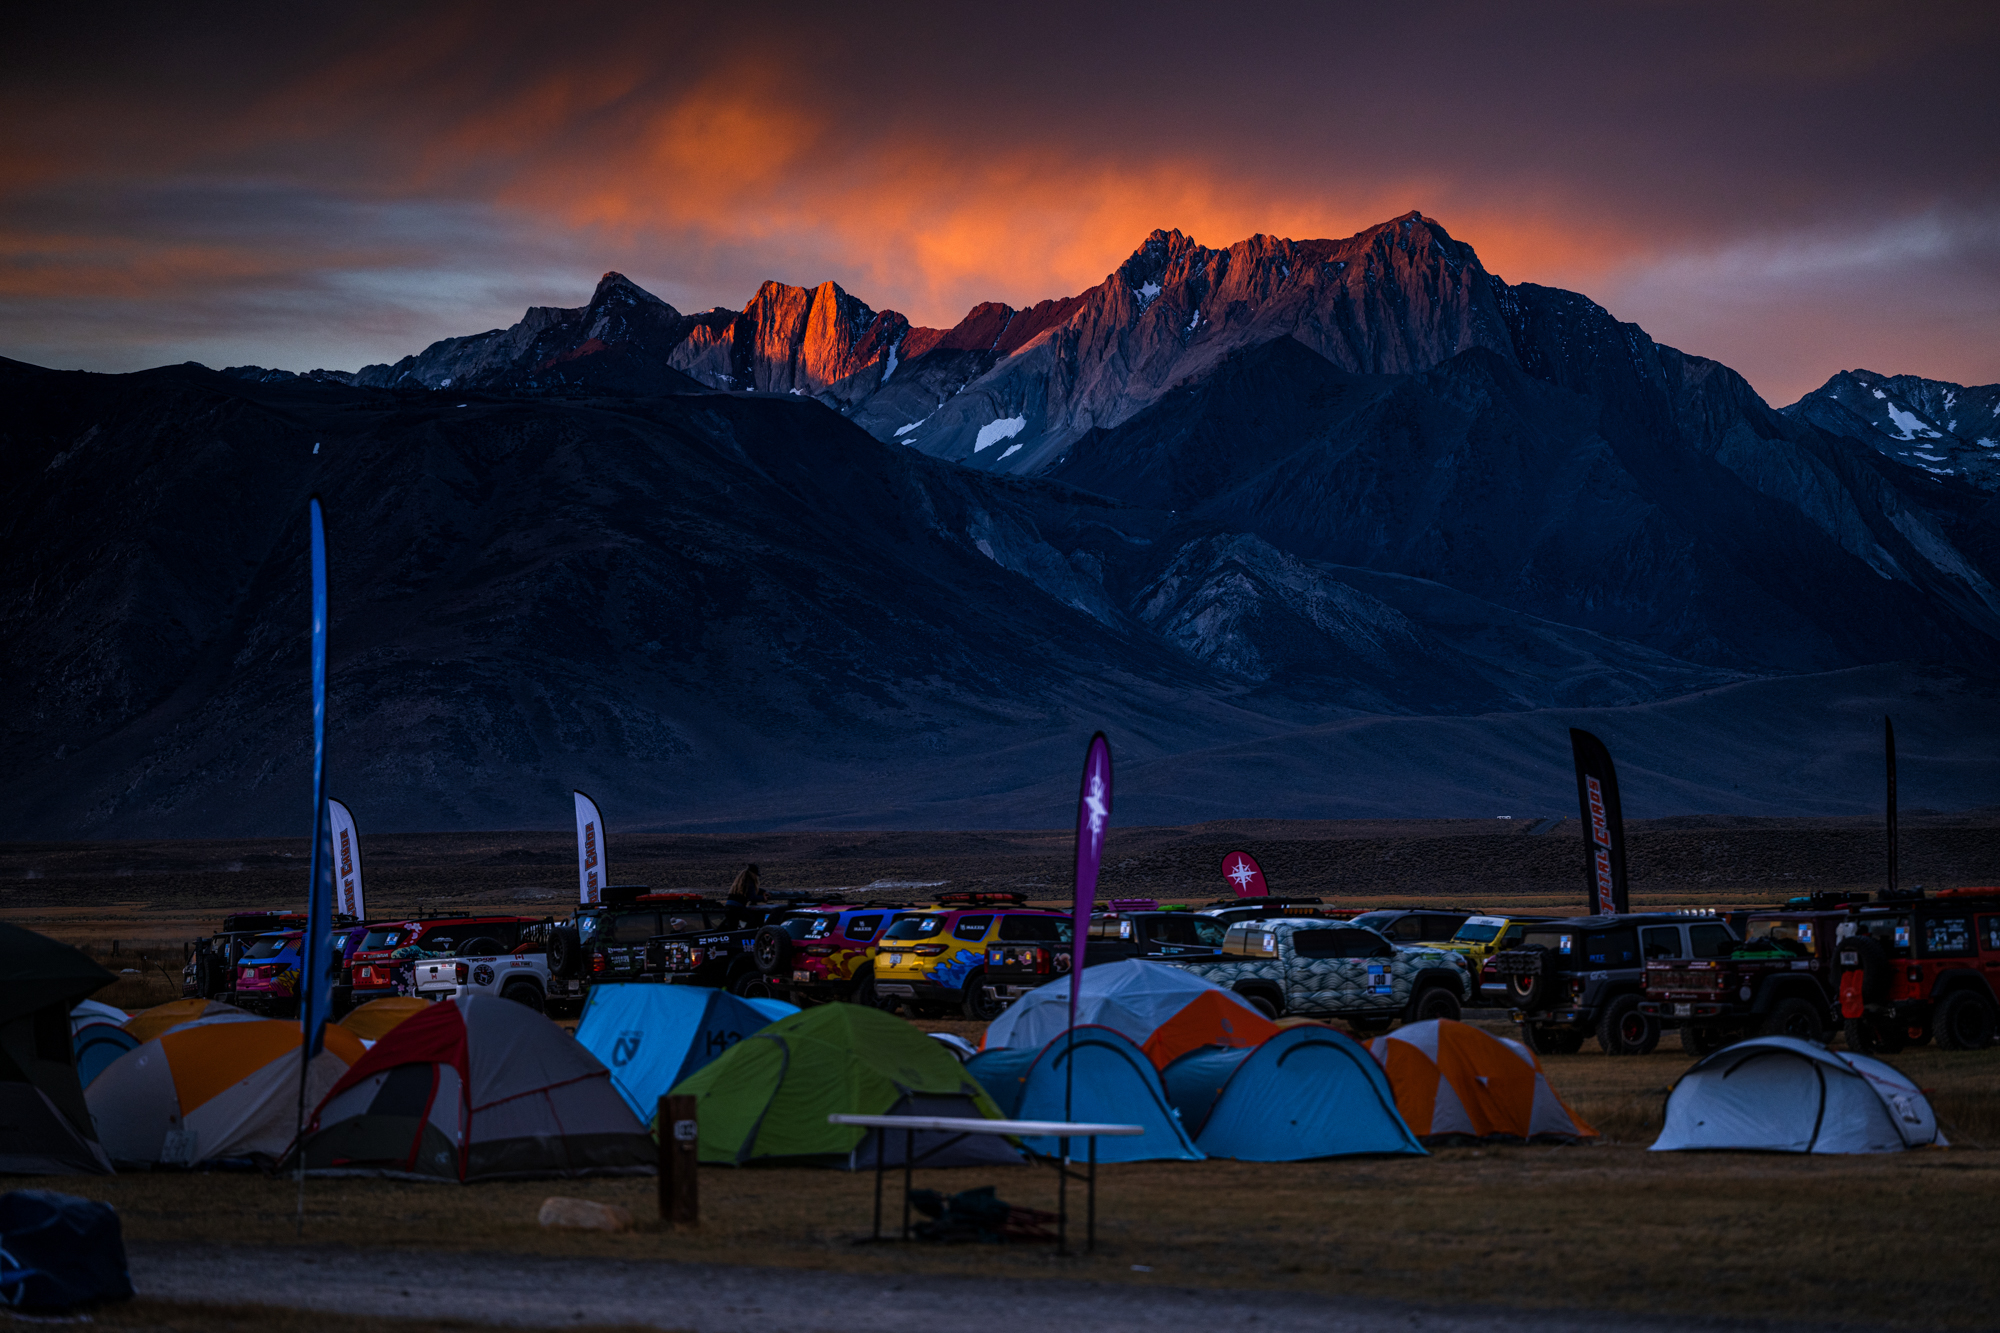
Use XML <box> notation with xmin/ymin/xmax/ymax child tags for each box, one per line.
<box><xmin>5</xmin><ymin>213</ymin><xmax>1998</xmax><ymax>839</ymax></box>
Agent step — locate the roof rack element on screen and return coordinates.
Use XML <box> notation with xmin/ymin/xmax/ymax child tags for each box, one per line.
<box><xmin>936</xmin><ymin>891</ymin><xmax>1029</xmax><ymax>907</ymax></box>
<box><xmin>1934</xmin><ymin>887</ymin><xmax>2000</xmax><ymax>900</ymax></box>
<box><xmin>636</xmin><ymin>892</ymin><xmax>704</xmax><ymax>904</ymax></box>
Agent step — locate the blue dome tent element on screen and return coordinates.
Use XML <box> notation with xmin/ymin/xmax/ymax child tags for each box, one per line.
<box><xmin>574</xmin><ymin>984</ymin><xmax>794</xmax><ymax>1121</ymax></box>
<box><xmin>966</xmin><ymin>1026</ymin><xmax>1201</xmax><ymax>1162</ymax></box>
<box><xmin>1162</xmin><ymin>1025</ymin><xmax>1425</xmax><ymax>1160</ymax></box>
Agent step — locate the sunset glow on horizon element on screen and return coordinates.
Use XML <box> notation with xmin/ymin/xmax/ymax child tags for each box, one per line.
<box><xmin>4</xmin><ymin>0</ymin><xmax>1996</xmax><ymax>403</ymax></box>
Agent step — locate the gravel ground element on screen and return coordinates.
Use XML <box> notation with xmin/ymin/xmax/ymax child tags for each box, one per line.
<box><xmin>126</xmin><ymin>1244</ymin><xmax>1871</xmax><ymax>1333</ymax></box>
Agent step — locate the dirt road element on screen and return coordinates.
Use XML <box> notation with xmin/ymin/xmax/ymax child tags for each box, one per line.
<box><xmin>127</xmin><ymin>1244</ymin><xmax>1868</xmax><ymax>1333</ymax></box>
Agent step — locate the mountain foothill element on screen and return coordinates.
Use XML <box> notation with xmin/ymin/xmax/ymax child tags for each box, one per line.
<box><xmin>4</xmin><ymin>213</ymin><xmax>1997</xmax><ymax>838</ymax></box>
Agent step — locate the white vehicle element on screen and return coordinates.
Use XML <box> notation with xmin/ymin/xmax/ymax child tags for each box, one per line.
<box><xmin>413</xmin><ymin>949</ymin><xmax>554</xmax><ymax>1011</ymax></box>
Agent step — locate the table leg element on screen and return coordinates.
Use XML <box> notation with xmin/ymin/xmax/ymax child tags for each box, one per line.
<box><xmin>872</xmin><ymin>1135</ymin><xmax>884</xmax><ymax>1241</ymax></box>
<box><xmin>1087</xmin><ymin>1136</ymin><xmax>1098</xmax><ymax>1253</ymax></box>
<box><xmin>901</xmin><ymin>1128</ymin><xmax>913</xmax><ymax>1241</ymax></box>
<box><xmin>1056</xmin><ymin>1135</ymin><xmax>1070</xmax><ymax>1256</ymax></box>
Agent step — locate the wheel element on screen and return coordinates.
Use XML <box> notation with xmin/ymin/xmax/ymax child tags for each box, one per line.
<box><xmin>727</xmin><ymin>968</ymin><xmax>767</xmax><ymax>999</ymax></box>
<box><xmin>1934</xmin><ymin>991</ymin><xmax>1998</xmax><ymax>1050</ymax></box>
<box><xmin>1239</xmin><ymin>991</ymin><xmax>1280</xmax><ymax>1020</ymax></box>
<box><xmin>752</xmin><ymin>927</ymin><xmax>793</xmax><ymax>976</ymax></box>
<box><xmin>500</xmin><ymin>981</ymin><xmax>545</xmax><ymax>1012</ymax></box>
<box><xmin>1757</xmin><ymin>997</ymin><xmax>1825</xmax><ymax>1043</ymax></box>
<box><xmin>1520</xmin><ymin>1024</ymin><xmax>1585</xmax><ymax>1055</ymax></box>
<box><xmin>848</xmin><ymin>965</ymin><xmax>897</xmax><ymax>1010</ymax></box>
<box><xmin>960</xmin><ymin>969</ymin><xmax>1002</xmax><ymax>1021</ymax></box>
<box><xmin>547</xmin><ymin>927</ymin><xmax>583</xmax><ymax>979</ymax></box>
<box><xmin>1503</xmin><ymin>947</ymin><xmax>1557</xmax><ymax>1011</ymax></box>
<box><xmin>1680</xmin><ymin>1024</ymin><xmax>1728</xmax><ymax>1056</ymax></box>
<box><xmin>1596</xmin><ymin>995</ymin><xmax>1659</xmax><ymax>1055</ymax></box>
<box><xmin>1408</xmin><ymin>986</ymin><xmax>1461</xmax><ymax>1024</ymax></box>
<box><xmin>1843</xmin><ymin>1016</ymin><xmax>1904</xmax><ymax>1054</ymax></box>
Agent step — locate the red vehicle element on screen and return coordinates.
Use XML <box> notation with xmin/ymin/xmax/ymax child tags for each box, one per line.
<box><xmin>346</xmin><ymin>915</ymin><xmax>539</xmax><ymax>1002</ymax></box>
<box><xmin>1839</xmin><ymin>888</ymin><xmax>2000</xmax><ymax>1051</ymax></box>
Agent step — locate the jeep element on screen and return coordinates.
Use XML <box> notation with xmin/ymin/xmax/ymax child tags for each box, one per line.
<box><xmin>1495</xmin><ymin>912</ymin><xmax>1739</xmax><ymax>1055</ymax></box>
<box><xmin>1639</xmin><ymin>905</ymin><xmax>1855</xmax><ymax>1053</ymax></box>
<box><xmin>640</xmin><ymin>897</ymin><xmax>843</xmax><ymax>999</ymax></box>
<box><xmin>1838</xmin><ymin>888</ymin><xmax>2000</xmax><ymax>1052</ymax></box>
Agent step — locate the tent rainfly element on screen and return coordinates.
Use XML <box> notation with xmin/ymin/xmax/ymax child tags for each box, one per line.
<box><xmin>122</xmin><ymin>998</ymin><xmax>255</xmax><ymax>1044</ymax></box>
<box><xmin>671</xmin><ymin>1004</ymin><xmax>1014</xmax><ymax>1168</ymax></box>
<box><xmin>337</xmin><ymin>997</ymin><xmax>431</xmax><ymax>1045</ymax></box>
<box><xmin>574</xmin><ymin>983</ymin><xmax>791</xmax><ymax>1121</ymax></box>
<box><xmin>1369</xmin><ymin>1019</ymin><xmax>1596</xmax><ymax>1143</ymax></box>
<box><xmin>300</xmin><ymin>993</ymin><xmax>653</xmax><ymax>1180</ymax></box>
<box><xmin>88</xmin><ymin>1018</ymin><xmax>365</xmax><ymax>1166</ymax></box>
<box><xmin>966</xmin><ymin>1026</ymin><xmax>1203</xmax><ymax>1162</ymax></box>
<box><xmin>0</xmin><ymin>924</ymin><xmax>116</xmax><ymax>1174</ymax></box>
<box><xmin>1164</xmin><ymin>1025</ymin><xmax>1424</xmax><ymax>1159</ymax></box>
<box><xmin>981</xmin><ymin>959</ymin><xmax>1276</xmax><ymax>1067</ymax></box>
<box><xmin>1652</xmin><ymin>1036</ymin><xmax>1943</xmax><ymax>1154</ymax></box>
<box><xmin>71</xmin><ymin>1020</ymin><xmax>139</xmax><ymax>1088</ymax></box>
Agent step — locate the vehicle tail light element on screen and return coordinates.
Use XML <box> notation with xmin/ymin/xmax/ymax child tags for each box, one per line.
<box><xmin>690</xmin><ymin>948</ymin><xmax>706</xmax><ymax>967</ymax></box>
<box><xmin>1908</xmin><ymin>967</ymin><xmax>1922</xmax><ymax>982</ymax></box>
<box><xmin>454</xmin><ymin>963</ymin><xmax>468</xmax><ymax>984</ymax></box>
<box><xmin>914</xmin><ymin>944</ymin><xmax>945</xmax><ymax>956</ymax></box>
<box><xmin>591</xmin><ymin>952</ymin><xmax>609</xmax><ymax>975</ymax></box>
<box><xmin>805</xmin><ymin>945</ymin><xmax>833</xmax><ymax>957</ymax></box>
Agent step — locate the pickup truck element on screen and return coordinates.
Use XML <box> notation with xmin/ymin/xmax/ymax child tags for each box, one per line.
<box><xmin>414</xmin><ymin>947</ymin><xmax>557</xmax><ymax>1011</ymax></box>
<box><xmin>1638</xmin><ymin>907</ymin><xmax>1852</xmax><ymax>1053</ymax></box>
<box><xmin>1167</xmin><ymin>918</ymin><xmax>1471</xmax><ymax>1030</ymax></box>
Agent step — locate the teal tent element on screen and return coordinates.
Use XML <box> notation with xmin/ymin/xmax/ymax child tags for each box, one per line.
<box><xmin>1162</xmin><ymin>1026</ymin><xmax>1424</xmax><ymax>1160</ymax></box>
<box><xmin>965</xmin><ymin>1026</ymin><xmax>1201</xmax><ymax>1162</ymax></box>
<box><xmin>575</xmin><ymin>984</ymin><xmax>794</xmax><ymax>1121</ymax></box>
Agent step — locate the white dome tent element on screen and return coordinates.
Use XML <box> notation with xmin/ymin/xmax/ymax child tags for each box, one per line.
<box><xmin>1652</xmin><ymin>1036</ymin><xmax>1943</xmax><ymax>1154</ymax></box>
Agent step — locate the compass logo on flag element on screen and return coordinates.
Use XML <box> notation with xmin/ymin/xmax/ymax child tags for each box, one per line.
<box><xmin>1222</xmin><ymin>850</ymin><xmax>1267</xmax><ymax>897</ymax></box>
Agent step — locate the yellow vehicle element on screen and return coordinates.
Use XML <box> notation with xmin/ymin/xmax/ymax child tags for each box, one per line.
<box><xmin>1421</xmin><ymin>915</ymin><xmax>1553</xmax><ymax>1004</ymax></box>
<box><xmin>869</xmin><ymin>893</ymin><xmax>1068</xmax><ymax>1020</ymax></box>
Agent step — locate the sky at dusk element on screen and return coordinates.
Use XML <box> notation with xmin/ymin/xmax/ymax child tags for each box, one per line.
<box><xmin>4</xmin><ymin>0</ymin><xmax>1996</xmax><ymax>405</ymax></box>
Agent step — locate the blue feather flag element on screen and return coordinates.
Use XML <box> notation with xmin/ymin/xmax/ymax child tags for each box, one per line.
<box><xmin>300</xmin><ymin>497</ymin><xmax>336</xmax><ymax>1056</ymax></box>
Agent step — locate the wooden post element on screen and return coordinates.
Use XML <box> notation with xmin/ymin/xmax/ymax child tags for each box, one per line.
<box><xmin>659</xmin><ymin>1094</ymin><xmax>699</xmax><ymax>1227</ymax></box>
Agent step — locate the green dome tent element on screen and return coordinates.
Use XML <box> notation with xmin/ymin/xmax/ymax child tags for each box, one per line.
<box><xmin>670</xmin><ymin>1004</ymin><xmax>1012</xmax><ymax>1167</ymax></box>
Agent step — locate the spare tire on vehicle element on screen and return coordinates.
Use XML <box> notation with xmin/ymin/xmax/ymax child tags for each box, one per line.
<box><xmin>458</xmin><ymin>937</ymin><xmax>505</xmax><ymax>957</ymax></box>
<box><xmin>547</xmin><ymin>926</ymin><xmax>583</xmax><ymax>979</ymax></box>
<box><xmin>752</xmin><ymin>926</ymin><xmax>793</xmax><ymax>976</ymax></box>
<box><xmin>1502</xmin><ymin>946</ymin><xmax>1557</xmax><ymax>1011</ymax></box>
<box><xmin>1839</xmin><ymin>935</ymin><xmax>1891</xmax><ymax>1004</ymax></box>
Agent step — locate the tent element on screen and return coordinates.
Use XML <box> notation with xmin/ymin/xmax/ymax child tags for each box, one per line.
<box><xmin>671</xmin><ymin>1004</ymin><xmax>1015</xmax><ymax>1168</ymax></box>
<box><xmin>1652</xmin><ymin>1036</ymin><xmax>1942</xmax><ymax>1154</ymax></box>
<box><xmin>1164</xmin><ymin>1026</ymin><xmax>1424</xmax><ymax>1160</ymax></box>
<box><xmin>0</xmin><ymin>924</ymin><xmax>116</xmax><ymax>1174</ymax></box>
<box><xmin>338</xmin><ymin>997</ymin><xmax>431</xmax><ymax>1044</ymax></box>
<box><xmin>69</xmin><ymin>1000</ymin><xmax>128</xmax><ymax>1034</ymax></box>
<box><xmin>123</xmin><ymin>998</ymin><xmax>254</xmax><ymax>1044</ymax></box>
<box><xmin>574</xmin><ymin>984</ymin><xmax>788</xmax><ymax>1120</ymax></box>
<box><xmin>300</xmin><ymin>993</ymin><xmax>653</xmax><ymax>1180</ymax></box>
<box><xmin>982</xmin><ymin>960</ymin><xmax>1274</xmax><ymax>1067</ymax></box>
<box><xmin>1369</xmin><ymin>1020</ymin><xmax>1596</xmax><ymax>1143</ymax></box>
<box><xmin>966</xmin><ymin>1026</ymin><xmax>1203</xmax><ymax>1162</ymax></box>
<box><xmin>72</xmin><ymin>1020</ymin><xmax>139</xmax><ymax>1088</ymax></box>
<box><xmin>88</xmin><ymin>1018</ymin><xmax>365</xmax><ymax>1166</ymax></box>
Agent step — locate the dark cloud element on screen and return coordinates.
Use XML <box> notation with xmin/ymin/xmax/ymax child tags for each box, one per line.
<box><xmin>3</xmin><ymin>0</ymin><xmax>1996</xmax><ymax>397</ymax></box>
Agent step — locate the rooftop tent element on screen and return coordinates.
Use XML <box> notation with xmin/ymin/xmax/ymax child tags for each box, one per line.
<box><xmin>0</xmin><ymin>924</ymin><xmax>116</xmax><ymax>1175</ymax></box>
<box><xmin>1652</xmin><ymin>1036</ymin><xmax>1942</xmax><ymax>1154</ymax></box>
<box><xmin>337</xmin><ymin>997</ymin><xmax>430</xmax><ymax>1044</ymax></box>
<box><xmin>1165</xmin><ymin>1026</ymin><xmax>1424</xmax><ymax>1160</ymax></box>
<box><xmin>87</xmin><ymin>1019</ymin><xmax>365</xmax><ymax>1166</ymax></box>
<box><xmin>1369</xmin><ymin>1019</ymin><xmax>1596</xmax><ymax>1144</ymax></box>
<box><xmin>72</xmin><ymin>1021</ymin><xmax>139</xmax><ymax>1088</ymax></box>
<box><xmin>982</xmin><ymin>959</ymin><xmax>1271</xmax><ymax>1065</ymax></box>
<box><xmin>301</xmin><ymin>994</ymin><xmax>653</xmax><ymax>1181</ymax></box>
<box><xmin>574</xmin><ymin>984</ymin><xmax>786</xmax><ymax>1121</ymax></box>
<box><xmin>965</xmin><ymin>1026</ymin><xmax>1203</xmax><ymax>1163</ymax></box>
<box><xmin>670</xmin><ymin>1004</ymin><xmax>1013</xmax><ymax>1167</ymax></box>
<box><xmin>123</xmin><ymin>998</ymin><xmax>254</xmax><ymax>1044</ymax></box>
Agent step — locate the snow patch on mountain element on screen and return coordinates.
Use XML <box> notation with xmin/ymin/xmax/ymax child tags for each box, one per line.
<box><xmin>973</xmin><ymin>416</ymin><xmax>1027</xmax><ymax>451</ymax></box>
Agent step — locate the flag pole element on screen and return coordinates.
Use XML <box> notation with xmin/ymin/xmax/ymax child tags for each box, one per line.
<box><xmin>295</xmin><ymin>497</ymin><xmax>334</xmax><ymax>1237</ymax></box>
<box><xmin>1062</xmin><ymin>732</ymin><xmax>1111</xmax><ymax>1250</ymax></box>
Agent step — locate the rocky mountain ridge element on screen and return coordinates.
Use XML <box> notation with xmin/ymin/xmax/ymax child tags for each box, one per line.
<box><xmin>1784</xmin><ymin>369</ymin><xmax>2000</xmax><ymax>491</ymax></box>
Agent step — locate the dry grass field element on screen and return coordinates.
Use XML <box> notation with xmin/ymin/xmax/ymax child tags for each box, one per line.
<box><xmin>10</xmin><ymin>819</ymin><xmax>2000</xmax><ymax>1329</ymax></box>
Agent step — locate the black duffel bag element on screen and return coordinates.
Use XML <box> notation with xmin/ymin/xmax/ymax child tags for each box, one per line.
<box><xmin>0</xmin><ymin>1190</ymin><xmax>134</xmax><ymax>1311</ymax></box>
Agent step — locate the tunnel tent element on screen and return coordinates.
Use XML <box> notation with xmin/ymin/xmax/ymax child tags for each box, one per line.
<box><xmin>87</xmin><ymin>1018</ymin><xmax>365</xmax><ymax>1166</ymax></box>
<box><xmin>981</xmin><ymin>959</ymin><xmax>1271</xmax><ymax>1065</ymax></box>
<box><xmin>965</xmin><ymin>1026</ymin><xmax>1203</xmax><ymax>1163</ymax></box>
<box><xmin>300</xmin><ymin>993</ymin><xmax>653</xmax><ymax>1181</ymax></box>
<box><xmin>0</xmin><ymin>923</ymin><xmax>117</xmax><ymax>1174</ymax></box>
<box><xmin>1369</xmin><ymin>1019</ymin><xmax>1596</xmax><ymax>1143</ymax></box>
<box><xmin>1164</xmin><ymin>1025</ymin><xmax>1424</xmax><ymax>1160</ymax></box>
<box><xmin>1652</xmin><ymin>1036</ymin><xmax>1942</xmax><ymax>1154</ymax></box>
<box><xmin>670</xmin><ymin>1003</ymin><xmax>1014</xmax><ymax>1168</ymax></box>
<box><xmin>574</xmin><ymin>983</ymin><xmax>791</xmax><ymax>1121</ymax></box>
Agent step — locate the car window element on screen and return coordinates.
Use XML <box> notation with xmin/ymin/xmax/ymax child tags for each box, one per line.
<box><xmin>1981</xmin><ymin>917</ymin><xmax>2000</xmax><ymax>953</ymax></box>
<box><xmin>1452</xmin><ymin>917</ymin><xmax>1507</xmax><ymax>944</ymax></box>
<box><xmin>241</xmin><ymin>935</ymin><xmax>295</xmax><ymax>961</ymax></box>
<box><xmin>1688</xmin><ymin>924</ymin><xmax>1733</xmax><ymax>958</ymax></box>
<box><xmin>1922</xmin><ymin>915</ymin><xmax>1975</xmax><ymax>958</ymax></box>
<box><xmin>1148</xmin><ymin>916</ymin><xmax>1226</xmax><ymax>948</ymax></box>
<box><xmin>1290</xmin><ymin>928</ymin><xmax>1393</xmax><ymax>960</ymax></box>
<box><xmin>951</xmin><ymin>914</ymin><xmax>995</xmax><ymax>943</ymax></box>
<box><xmin>998</xmin><ymin>916</ymin><xmax>1070</xmax><ymax>943</ymax></box>
<box><xmin>844</xmin><ymin>914</ymin><xmax>883</xmax><ymax>942</ymax></box>
<box><xmin>1347</xmin><ymin>912</ymin><xmax>1394</xmax><ymax>932</ymax></box>
<box><xmin>1423</xmin><ymin>914</ymin><xmax>1468</xmax><ymax>940</ymax></box>
<box><xmin>1853</xmin><ymin>914</ymin><xmax>1911</xmax><ymax>955</ymax></box>
<box><xmin>884</xmin><ymin>914</ymin><xmax>945</xmax><ymax>941</ymax></box>
<box><xmin>360</xmin><ymin>928</ymin><xmax>409</xmax><ymax>950</ymax></box>
<box><xmin>1500</xmin><ymin>923</ymin><xmax>1527</xmax><ymax>945</ymax></box>
<box><xmin>1583</xmin><ymin>928</ymin><xmax>1638</xmax><ymax>966</ymax></box>
<box><xmin>1640</xmin><ymin>926</ymin><xmax>1680</xmax><ymax>960</ymax></box>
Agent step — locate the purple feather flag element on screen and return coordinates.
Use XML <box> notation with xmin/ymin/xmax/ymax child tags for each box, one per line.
<box><xmin>1067</xmin><ymin>732</ymin><xmax>1113</xmax><ymax>1033</ymax></box>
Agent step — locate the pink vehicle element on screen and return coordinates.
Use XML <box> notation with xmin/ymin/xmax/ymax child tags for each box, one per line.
<box><xmin>232</xmin><ymin>930</ymin><xmax>304</xmax><ymax>1016</ymax></box>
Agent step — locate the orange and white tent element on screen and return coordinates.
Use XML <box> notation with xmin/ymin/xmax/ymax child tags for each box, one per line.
<box><xmin>338</xmin><ymin>997</ymin><xmax>430</xmax><ymax>1045</ymax></box>
<box><xmin>1368</xmin><ymin>1019</ymin><xmax>1596</xmax><ymax>1142</ymax></box>
<box><xmin>1139</xmin><ymin>988</ymin><xmax>1281</xmax><ymax>1069</ymax></box>
<box><xmin>122</xmin><ymin>998</ymin><xmax>256</xmax><ymax>1044</ymax></box>
<box><xmin>87</xmin><ymin>1019</ymin><xmax>364</xmax><ymax>1166</ymax></box>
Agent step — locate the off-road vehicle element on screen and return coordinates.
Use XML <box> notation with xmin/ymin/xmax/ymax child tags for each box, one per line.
<box><xmin>1639</xmin><ymin>900</ymin><xmax>1857</xmax><ymax>1053</ymax></box>
<box><xmin>1838</xmin><ymin>888</ymin><xmax>2000</xmax><ymax>1052</ymax></box>
<box><xmin>871</xmin><ymin>893</ymin><xmax>1071</xmax><ymax>1018</ymax></box>
<box><xmin>757</xmin><ymin>904</ymin><xmax>926</xmax><ymax>1007</ymax></box>
<box><xmin>1495</xmin><ymin>912</ymin><xmax>1738</xmax><ymax>1055</ymax></box>
<box><xmin>1346</xmin><ymin>908</ymin><xmax>1478</xmax><ymax>945</ymax></box>
<box><xmin>182</xmin><ymin>911</ymin><xmax>305</xmax><ymax>999</ymax></box>
<box><xmin>1168</xmin><ymin>918</ymin><xmax>1471</xmax><ymax>1030</ymax></box>
<box><xmin>640</xmin><ymin>895</ymin><xmax>842</xmax><ymax>999</ymax></box>
<box><xmin>347</xmin><ymin>913</ymin><xmax>539</xmax><ymax>1004</ymax></box>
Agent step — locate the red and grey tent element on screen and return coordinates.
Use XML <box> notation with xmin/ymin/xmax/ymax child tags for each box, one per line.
<box><xmin>298</xmin><ymin>993</ymin><xmax>652</xmax><ymax>1180</ymax></box>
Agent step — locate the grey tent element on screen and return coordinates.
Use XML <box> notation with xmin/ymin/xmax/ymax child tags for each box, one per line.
<box><xmin>0</xmin><ymin>924</ymin><xmax>116</xmax><ymax>1174</ymax></box>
